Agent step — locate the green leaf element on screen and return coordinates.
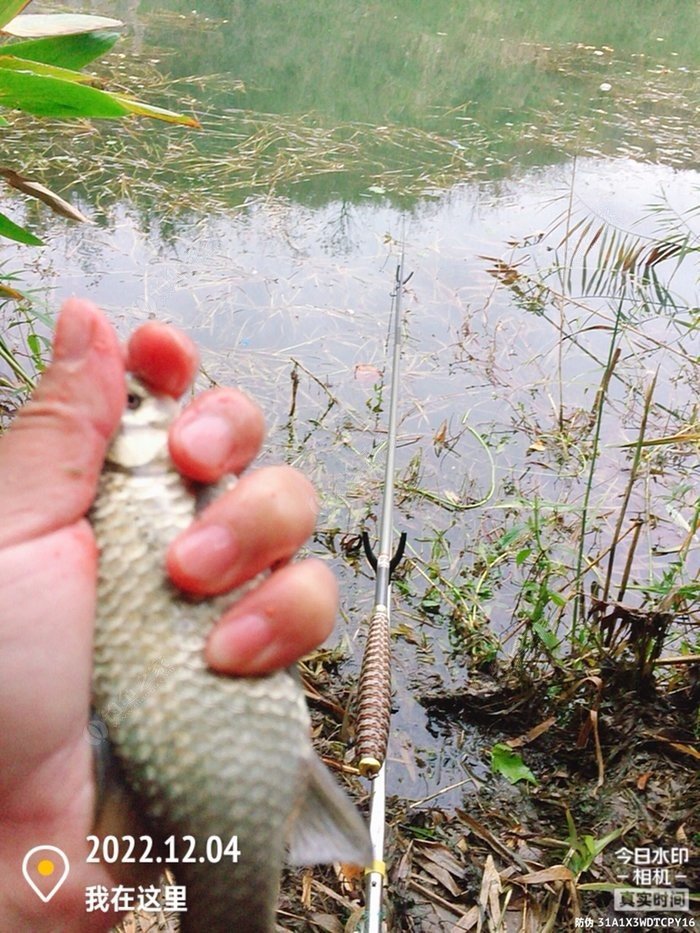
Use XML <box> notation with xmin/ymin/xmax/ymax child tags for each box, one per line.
<box><xmin>0</xmin><ymin>1</ymin><xmax>29</xmax><ymax>31</ymax></box>
<box><xmin>111</xmin><ymin>92</ymin><xmax>201</xmax><ymax>128</ymax></box>
<box><xmin>0</xmin><ymin>54</ymin><xmax>104</xmax><ymax>84</ymax></box>
<box><xmin>0</xmin><ymin>58</ymin><xmax>197</xmax><ymax>126</ymax></box>
<box><xmin>490</xmin><ymin>743</ymin><xmax>538</xmax><ymax>785</ymax></box>
<box><xmin>0</xmin><ymin>30</ymin><xmax>120</xmax><ymax>69</ymax></box>
<box><xmin>498</xmin><ymin>527</ymin><xmax>524</xmax><ymax>549</ymax></box>
<box><xmin>0</xmin><ymin>68</ymin><xmax>129</xmax><ymax>118</ymax></box>
<box><xmin>533</xmin><ymin>619</ymin><xmax>560</xmax><ymax>651</ymax></box>
<box><xmin>549</xmin><ymin>590</ymin><xmax>567</xmax><ymax>608</ymax></box>
<box><xmin>0</xmin><ymin>209</ymin><xmax>42</xmax><ymax>244</ymax></box>
<box><xmin>1</xmin><ymin>13</ymin><xmax>122</xmax><ymax>38</ymax></box>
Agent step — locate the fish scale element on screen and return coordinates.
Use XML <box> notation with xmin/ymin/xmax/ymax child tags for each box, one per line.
<box><xmin>90</xmin><ymin>376</ymin><xmax>369</xmax><ymax>932</ymax></box>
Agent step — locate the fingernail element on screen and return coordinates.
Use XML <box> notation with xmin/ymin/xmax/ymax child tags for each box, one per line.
<box><xmin>207</xmin><ymin>613</ymin><xmax>275</xmax><ymax>673</ymax></box>
<box><xmin>177</xmin><ymin>414</ymin><xmax>235</xmax><ymax>473</ymax></box>
<box><xmin>170</xmin><ymin>523</ymin><xmax>239</xmax><ymax>588</ymax></box>
<box><xmin>53</xmin><ymin>305</ymin><xmax>94</xmax><ymax>362</ymax></box>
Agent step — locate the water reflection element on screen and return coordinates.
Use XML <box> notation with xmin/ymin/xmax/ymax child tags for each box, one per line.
<box><xmin>11</xmin><ymin>157</ymin><xmax>697</xmax><ymax>798</ymax></box>
<box><xmin>7</xmin><ymin>0</ymin><xmax>700</xmax><ymax>216</ymax></box>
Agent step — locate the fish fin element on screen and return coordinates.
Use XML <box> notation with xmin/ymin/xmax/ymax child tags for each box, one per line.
<box><xmin>89</xmin><ymin>711</ymin><xmax>163</xmax><ymax>885</ymax></box>
<box><xmin>286</xmin><ymin>753</ymin><xmax>371</xmax><ymax>867</ymax></box>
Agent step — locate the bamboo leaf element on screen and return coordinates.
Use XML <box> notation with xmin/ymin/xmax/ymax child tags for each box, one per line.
<box><xmin>0</xmin><ymin>68</ymin><xmax>130</xmax><ymax>117</ymax></box>
<box><xmin>0</xmin><ymin>208</ymin><xmax>42</xmax><ymax>244</ymax></box>
<box><xmin>0</xmin><ymin>168</ymin><xmax>92</xmax><ymax>223</ymax></box>
<box><xmin>0</xmin><ymin>30</ymin><xmax>120</xmax><ymax>69</ymax></box>
<box><xmin>514</xmin><ymin>865</ymin><xmax>574</xmax><ymax>885</ymax></box>
<box><xmin>0</xmin><ymin>59</ymin><xmax>198</xmax><ymax>126</ymax></box>
<box><xmin>0</xmin><ymin>53</ymin><xmax>103</xmax><ymax>85</ymax></box>
<box><xmin>111</xmin><ymin>92</ymin><xmax>201</xmax><ymax>128</ymax></box>
<box><xmin>0</xmin><ymin>1</ymin><xmax>29</xmax><ymax>30</ymax></box>
<box><xmin>0</xmin><ymin>280</ymin><xmax>26</xmax><ymax>299</ymax></box>
<box><xmin>1</xmin><ymin>13</ymin><xmax>122</xmax><ymax>38</ymax></box>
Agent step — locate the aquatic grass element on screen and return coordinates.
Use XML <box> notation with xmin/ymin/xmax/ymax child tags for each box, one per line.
<box><xmin>3</xmin><ymin>103</ymin><xmax>498</xmax><ymax>223</ymax></box>
<box><xmin>479</xmin><ymin>182</ymin><xmax>699</xmax><ymax>687</ymax></box>
<box><xmin>570</xmin><ymin>296</ymin><xmax>625</xmax><ymax>641</ymax></box>
<box><xmin>0</xmin><ymin>281</ymin><xmax>55</xmax><ymax>424</ymax></box>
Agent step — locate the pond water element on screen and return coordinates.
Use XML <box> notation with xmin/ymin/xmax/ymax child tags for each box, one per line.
<box><xmin>3</xmin><ymin>1</ymin><xmax>698</xmax><ymax>804</ymax></box>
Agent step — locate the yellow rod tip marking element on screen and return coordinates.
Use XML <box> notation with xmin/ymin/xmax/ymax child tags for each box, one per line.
<box><xmin>358</xmin><ymin>755</ymin><xmax>381</xmax><ymax>776</ymax></box>
<box><xmin>364</xmin><ymin>859</ymin><xmax>386</xmax><ymax>877</ymax></box>
<box><xmin>37</xmin><ymin>859</ymin><xmax>55</xmax><ymax>876</ymax></box>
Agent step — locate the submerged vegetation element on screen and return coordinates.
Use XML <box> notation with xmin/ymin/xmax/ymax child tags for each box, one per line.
<box><xmin>0</xmin><ymin>0</ymin><xmax>698</xmax><ymax>219</ymax></box>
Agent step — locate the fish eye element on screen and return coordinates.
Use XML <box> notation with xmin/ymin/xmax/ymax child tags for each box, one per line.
<box><xmin>126</xmin><ymin>392</ymin><xmax>142</xmax><ymax>411</ymax></box>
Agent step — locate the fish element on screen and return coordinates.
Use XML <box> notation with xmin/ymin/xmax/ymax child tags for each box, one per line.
<box><xmin>89</xmin><ymin>374</ymin><xmax>370</xmax><ymax>932</ymax></box>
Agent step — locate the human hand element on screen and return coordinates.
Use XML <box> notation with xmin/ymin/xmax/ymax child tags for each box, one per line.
<box><xmin>0</xmin><ymin>298</ymin><xmax>338</xmax><ymax>931</ymax></box>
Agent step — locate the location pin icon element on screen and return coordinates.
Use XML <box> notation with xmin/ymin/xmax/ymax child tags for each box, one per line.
<box><xmin>22</xmin><ymin>845</ymin><xmax>70</xmax><ymax>903</ymax></box>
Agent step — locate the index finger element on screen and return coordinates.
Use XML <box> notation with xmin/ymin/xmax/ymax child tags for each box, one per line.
<box><xmin>126</xmin><ymin>322</ymin><xmax>199</xmax><ymax>398</ymax></box>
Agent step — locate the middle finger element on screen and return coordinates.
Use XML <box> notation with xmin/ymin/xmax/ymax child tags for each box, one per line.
<box><xmin>169</xmin><ymin>387</ymin><xmax>265</xmax><ymax>483</ymax></box>
<box><xmin>166</xmin><ymin>465</ymin><xmax>318</xmax><ymax>596</ymax></box>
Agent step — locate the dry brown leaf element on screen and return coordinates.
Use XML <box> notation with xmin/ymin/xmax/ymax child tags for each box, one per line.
<box><xmin>301</xmin><ymin>869</ymin><xmax>313</xmax><ymax>908</ymax></box>
<box><xmin>408</xmin><ymin>877</ymin><xmax>463</xmax><ymax>917</ymax></box>
<box><xmin>456</xmin><ymin>809</ymin><xmax>530</xmax><ymax>871</ymax></box>
<box><xmin>311</xmin><ymin>912</ymin><xmax>344</xmax><ymax>933</ymax></box>
<box><xmin>420</xmin><ymin>859</ymin><xmax>462</xmax><ymax>897</ymax></box>
<box><xmin>0</xmin><ymin>168</ymin><xmax>93</xmax><ymax>224</ymax></box>
<box><xmin>419</xmin><ymin>842</ymin><xmax>465</xmax><ymax>878</ymax></box>
<box><xmin>575</xmin><ymin>715</ymin><xmax>592</xmax><ymax>749</ymax></box>
<box><xmin>309</xmin><ymin>878</ymin><xmax>357</xmax><ymax>912</ymax></box>
<box><xmin>590</xmin><ymin>709</ymin><xmax>605</xmax><ymax>791</ymax></box>
<box><xmin>478</xmin><ymin>855</ymin><xmax>503</xmax><ymax>927</ymax></box>
<box><xmin>644</xmin><ymin>732</ymin><xmax>700</xmax><ymax>761</ymax></box>
<box><xmin>353</xmin><ymin>363</ymin><xmax>381</xmax><ymax>381</ymax></box>
<box><xmin>453</xmin><ymin>905</ymin><xmax>481</xmax><ymax>930</ymax></box>
<box><xmin>636</xmin><ymin>771</ymin><xmax>652</xmax><ymax>791</ymax></box>
<box><xmin>507</xmin><ymin>716</ymin><xmax>556</xmax><ymax>749</ymax></box>
<box><xmin>513</xmin><ymin>865</ymin><xmax>574</xmax><ymax>885</ymax></box>
<box><xmin>663</xmin><ymin>740</ymin><xmax>700</xmax><ymax>760</ymax></box>
<box><xmin>433</xmin><ymin>419</ymin><xmax>448</xmax><ymax>447</ymax></box>
<box><xmin>344</xmin><ymin>906</ymin><xmax>368</xmax><ymax>933</ymax></box>
<box><xmin>394</xmin><ymin>842</ymin><xmax>413</xmax><ymax>884</ymax></box>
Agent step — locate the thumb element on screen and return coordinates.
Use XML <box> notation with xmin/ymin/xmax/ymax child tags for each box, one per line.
<box><xmin>0</xmin><ymin>298</ymin><xmax>125</xmax><ymax>549</ymax></box>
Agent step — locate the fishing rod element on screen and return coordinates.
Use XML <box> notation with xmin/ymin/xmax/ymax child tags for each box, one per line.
<box><xmin>355</xmin><ymin>254</ymin><xmax>410</xmax><ymax>933</ymax></box>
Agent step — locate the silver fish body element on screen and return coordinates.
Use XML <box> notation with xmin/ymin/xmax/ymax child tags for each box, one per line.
<box><xmin>90</xmin><ymin>376</ymin><xmax>369</xmax><ymax>932</ymax></box>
